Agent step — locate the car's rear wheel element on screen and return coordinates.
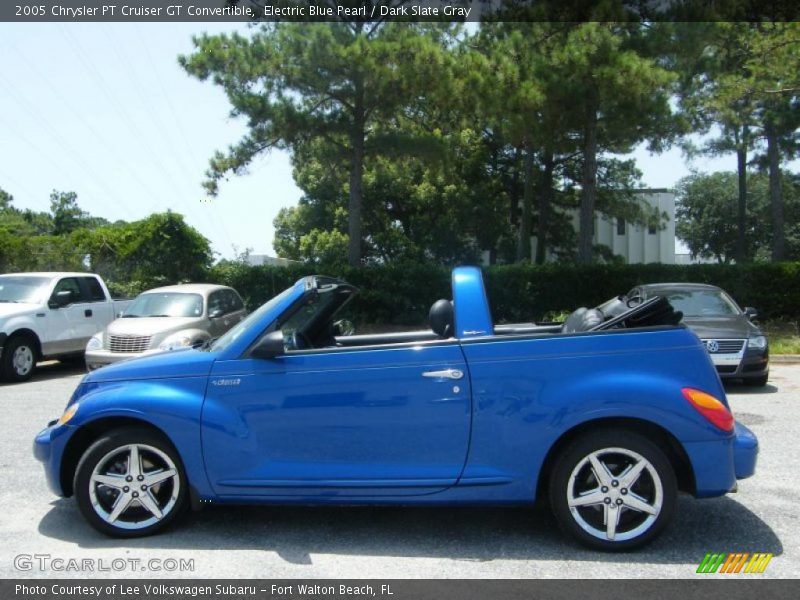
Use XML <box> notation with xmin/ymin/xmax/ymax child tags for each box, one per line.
<box><xmin>1</xmin><ymin>334</ymin><xmax>38</xmax><ymax>382</ymax></box>
<box><xmin>549</xmin><ymin>429</ymin><xmax>676</xmax><ymax>551</ymax></box>
<box><xmin>74</xmin><ymin>428</ymin><xmax>187</xmax><ymax>537</ymax></box>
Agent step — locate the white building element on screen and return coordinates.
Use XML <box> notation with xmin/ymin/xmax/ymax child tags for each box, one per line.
<box><xmin>531</xmin><ymin>189</ymin><xmax>676</xmax><ymax>264</ymax></box>
<box><xmin>245</xmin><ymin>254</ymin><xmax>299</xmax><ymax>267</ymax></box>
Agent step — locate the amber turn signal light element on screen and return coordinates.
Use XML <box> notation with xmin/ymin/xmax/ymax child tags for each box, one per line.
<box><xmin>682</xmin><ymin>388</ymin><xmax>734</xmax><ymax>432</ymax></box>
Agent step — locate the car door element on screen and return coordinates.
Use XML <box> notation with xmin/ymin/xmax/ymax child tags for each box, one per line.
<box><xmin>206</xmin><ymin>290</ymin><xmax>230</xmax><ymax>338</ymax></box>
<box><xmin>45</xmin><ymin>277</ymin><xmax>91</xmax><ymax>355</ymax></box>
<box><xmin>202</xmin><ymin>340</ymin><xmax>472</xmax><ymax>498</ymax></box>
<box><xmin>38</xmin><ymin>278</ymin><xmax>73</xmax><ymax>356</ymax></box>
<box><xmin>77</xmin><ymin>276</ymin><xmax>113</xmax><ymax>337</ymax></box>
<box><xmin>224</xmin><ymin>289</ymin><xmax>247</xmax><ymax>328</ymax></box>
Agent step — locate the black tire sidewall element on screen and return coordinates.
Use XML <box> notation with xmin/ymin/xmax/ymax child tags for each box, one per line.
<box><xmin>549</xmin><ymin>429</ymin><xmax>677</xmax><ymax>551</ymax></box>
<box><xmin>1</xmin><ymin>335</ymin><xmax>37</xmax><ymax>382</ymax></box>
<box><xmin>74</xmin><ymin>427</ymin><xmax>188</xmax><ymax>538</ymax></box>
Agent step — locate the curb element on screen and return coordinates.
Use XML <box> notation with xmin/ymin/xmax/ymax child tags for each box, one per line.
<box><xmin>771</xmin><ymin>355</ymin><xmax>800</xmax><ymax>364</ymax></box>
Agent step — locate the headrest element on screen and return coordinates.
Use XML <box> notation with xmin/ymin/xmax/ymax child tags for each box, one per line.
<box><xmin>562</xmin><ymin>307</ymin><xmax>604</xmax><ymax>333</ymax></box>
<box><xmin>429</xmin><ymin>299</ymin><xmax>454</xmax><ymax>339</ymax></box>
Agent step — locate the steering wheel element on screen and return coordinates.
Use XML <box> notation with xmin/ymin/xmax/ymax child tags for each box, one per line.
<box><xmin>291</xmin><ymin>330</ymin><xmax>312</xmax><ymax>350</ymax></box>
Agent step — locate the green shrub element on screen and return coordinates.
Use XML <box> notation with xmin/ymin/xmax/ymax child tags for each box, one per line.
<box><xmin>206</xmin><ymin>261</ymin><xmax>800</xmax><ymax>325</ymax></box>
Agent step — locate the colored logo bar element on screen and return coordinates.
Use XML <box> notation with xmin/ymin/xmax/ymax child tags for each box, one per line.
<box><xmin>697</xmin><ymin>552</ymin><xmax>773</xmax><ymax>574</ymax></box>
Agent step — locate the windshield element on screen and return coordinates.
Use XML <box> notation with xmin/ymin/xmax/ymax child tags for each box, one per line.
<box><xmin>662</xmin><ymin>290</ymin><xmax>741</xmax><ymax>318</ymax></box>
<box><xmin>123</xmin><ymin>292</ymin><xmax>203</xmax><ymax>318</ymax></box>
<box><xmin>0</xmin><ymin>276</ymin><xmax>51</xmax><ymax>304</ymax></box>
<box><xmin>209</xmin><ymin>285</ymin><xmax>297</xmax><ymax>353</ymax></box>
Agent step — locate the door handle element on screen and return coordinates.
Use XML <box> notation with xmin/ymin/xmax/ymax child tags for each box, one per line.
<box><xmin>84</xmin><ymin>309</ymin><xmax>93</xmax><ymax>317</ymax></box>
<box><xmin>422</xmin><ymin>369</ymin><xmax>464</xmax><ymax>380</ymax></box>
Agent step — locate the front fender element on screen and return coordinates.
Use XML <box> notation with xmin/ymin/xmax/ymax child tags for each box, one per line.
<box><xmin>0</xmin><ymin>314</ymin><xmax>41</xmax><ymax>343</ymax></box>
<box><xmin>66</xmin><ymin>376</ymin><xmax>213</xmax><ymax>496</ymax></box>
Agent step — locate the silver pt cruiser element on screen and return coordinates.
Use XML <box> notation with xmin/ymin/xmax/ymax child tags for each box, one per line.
<box><xmin>85</xmin><ymin>283</ymin><xmax>246</xmax><ymax>370</ymax></box>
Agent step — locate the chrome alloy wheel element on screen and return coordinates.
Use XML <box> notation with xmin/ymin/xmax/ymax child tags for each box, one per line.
<box><xmin>12</xmin><ymin>345</ymin><xmax>34</xmax><ymax>376</ymax></box>
<box><xmin>88</xmin><ymin>444</ymin><xmax>180</xmax><ymax>530</ymax></box>
<box><xmin>567</xmin><ymin>447</ymin><xmax>663</xmax><ymax>542</ymax></box>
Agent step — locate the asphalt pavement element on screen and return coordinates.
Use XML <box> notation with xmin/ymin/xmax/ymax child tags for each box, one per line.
<box><xmin>1</xmin><ymin>361</ymin><xmax>796</xmax><ymax>579</ymax></box>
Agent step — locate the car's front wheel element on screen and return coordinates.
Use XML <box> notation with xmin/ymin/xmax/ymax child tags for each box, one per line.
<box><xmin>74</xmin><ymin>428</ymin><xmax>187</xmax><ymax>537</ymax></box>
<box><xmin>549</xmin><ymin>429</ymin><xmax>677</xmax><ymax>551</ymax></box>
<box><xmin>1</xmin><ymin>334</ymin><xmax>38</xmax><ymax>382</ymax></box>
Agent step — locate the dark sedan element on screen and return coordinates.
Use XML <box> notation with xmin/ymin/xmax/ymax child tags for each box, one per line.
<box><xmin>627</xmin><ymin>283</ymin><xmax>769</xmax><ymax>386</ymax></box>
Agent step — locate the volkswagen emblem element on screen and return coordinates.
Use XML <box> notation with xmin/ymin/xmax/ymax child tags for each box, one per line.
<box><xmin>706</xmin><ymin>340</ymin><xmax>719</xmax><ymax>353</ymax></box>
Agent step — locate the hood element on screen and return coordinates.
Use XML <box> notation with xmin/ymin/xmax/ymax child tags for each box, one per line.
<box><xmin>0</xmin><ymin>302</ymin><xmax>39</xmax><ymax>319</ymax></box>
<box><xmin>84</xmin><ymin>346</ymin><xmax>216</xmax><ymax>383</ymax></box>
<box><xmin>681</xmin><ymin>315</ymin><xmax>761</xmax><ymax>339</ymax></box>
<box><xmin>106</xmin><ymin>316</ymin><xmax>205</xmax><ymax>338</ymax></box>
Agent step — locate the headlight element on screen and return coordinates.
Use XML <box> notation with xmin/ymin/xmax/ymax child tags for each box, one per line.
<box><xmin>158</xmin><ymin>336</ymin><xmax>193</xmax><ymax>352</ymax></box>
<box><xmin>86</xmin><ymin>335</ymin><xmax>103</xmax><ymax>351</ymax></box>
<box><xmin>748</xmin><ymin>335</ymin><xmax>767</xmax><ymax>349</ymax></box>
<box><xmin>57</xmin><ymin>403</ymin><xmax>78</xmax><ymax>426</ymax></box>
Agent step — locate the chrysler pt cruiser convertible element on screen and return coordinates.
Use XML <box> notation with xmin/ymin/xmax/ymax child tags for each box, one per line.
<box><xmin>34</xmin><ymin>267</ymin><xmax>758</xmax><ymax>550</ymax></box>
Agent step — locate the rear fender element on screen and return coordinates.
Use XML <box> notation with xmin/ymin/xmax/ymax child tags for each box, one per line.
<box><xmin>547</xmin><ymin>370</ymin><xmax>730</xmax><ymax>442</ymax></box>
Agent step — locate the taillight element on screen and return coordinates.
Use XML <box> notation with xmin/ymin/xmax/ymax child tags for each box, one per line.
<box><xmin>682</xmin><ymin>388</ymin><xmax>734</xmax><ymax>432</ymax></box>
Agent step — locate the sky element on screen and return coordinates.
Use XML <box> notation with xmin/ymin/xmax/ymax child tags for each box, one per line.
<box><xmin>0</xmin><ymin>23</ymin><xmax>796</xmax><ymax>260</ymax></box>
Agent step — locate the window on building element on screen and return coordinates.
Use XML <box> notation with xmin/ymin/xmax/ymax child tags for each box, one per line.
<box><xmin>648</xmin><ymin>223</ymin><xmax>657</xmax><ymax>235</ymax></box>
<box><xmin>617</xmin><ymin>218</ymin><xmax>626</xmax><ymax>235</ymax></box>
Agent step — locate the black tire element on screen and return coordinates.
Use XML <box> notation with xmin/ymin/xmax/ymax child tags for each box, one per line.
<box><xmin>74</xmin><ymin>427</ymin><xmax>188</xmax><ymax>538</ymax></box>
<box><xmin>744</xmin><ymin>373</ymin><xmax>768</xmax><ymax>387</ymax></box>
<box><xmin>549</xmin><ymin>429</ymin><xmax>677</xmax><ymax>551</ymax></box>
<box><xmin>1</xmin><ymin>334</ymin><xmax>38</xmax><ymax>382</ymax></box>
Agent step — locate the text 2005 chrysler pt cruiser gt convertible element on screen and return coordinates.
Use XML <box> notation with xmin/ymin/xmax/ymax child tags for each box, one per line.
<box><xmin>35</xmin><ymin>267</ymin><xmax>758</xmax><ymax>550</ymax></box>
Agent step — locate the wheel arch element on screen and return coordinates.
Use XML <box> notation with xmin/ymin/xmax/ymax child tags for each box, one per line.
<box><xmin>535</xmin><ymin>416</ymin><xmax>696</xmax><ymax>503</ymax></box>
<box><xmin>59</xmin><ymin>416</ymin><xmax>179</xmax><ymax>497</ymax></box>
<box><xmin>5</xmin><ymin>328</ymin><xmax>42</xmax><ymax>359</ymax></box>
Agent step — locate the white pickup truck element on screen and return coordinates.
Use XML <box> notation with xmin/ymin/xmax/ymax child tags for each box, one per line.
<box><xmin>0</xmin><ymin>272</ymin><xmax>131</xmax><ymax>382</ymax></box>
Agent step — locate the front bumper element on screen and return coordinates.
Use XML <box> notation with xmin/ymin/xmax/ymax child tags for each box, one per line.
<box><xmin>683</xmin><ymin>420</ymin><xmax>758</xmax><ymax>498</ymax></box>
<box><xmin>85</xmin><ymin>348</ymin><xmax>163</xmax><ymax>370</ymax></box>
<box><xmin>714</xmin><ymin>347</ymin><xmax>769</xmax><ymax>380</ymax></box>
<box><xmin>33</xmin><ymin>421</ymin><xmax>77</xmax><ymax>497</ymax></box>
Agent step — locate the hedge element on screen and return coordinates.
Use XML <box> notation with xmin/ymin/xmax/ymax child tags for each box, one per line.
<box><xmin>206</xmin><ymin>261</ymin><xmax>800</xmax><ymax>326</ymax></box>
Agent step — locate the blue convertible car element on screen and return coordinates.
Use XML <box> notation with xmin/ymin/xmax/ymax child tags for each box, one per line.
<box><xmin>34</xmin><ymin>267</ymin><xmax>757</xmax><ymax>550</ymax></box>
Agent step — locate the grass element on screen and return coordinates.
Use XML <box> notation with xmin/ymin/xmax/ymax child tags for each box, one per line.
<box><xmin>761</xmin><ymin>321</ymin><xmax>800</xmax><ymax>355</ymax></box>
<box><xmin>768</xmin><ymin>335</ymin><xmax>800</xmax><ymax>355</ymax></box>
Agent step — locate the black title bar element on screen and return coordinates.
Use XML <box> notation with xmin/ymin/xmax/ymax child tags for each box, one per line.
<box><xmin>3</xmin><ymin>579</ymin><xmax>800</xmax><ymax>600</ymax></box>
<box><xmin>3</xmin><ymin>1</ymin><xmax>800</xmax><ymax>23</ymax></box>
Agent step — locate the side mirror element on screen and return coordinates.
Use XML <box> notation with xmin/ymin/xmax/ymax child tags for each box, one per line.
<box><xmin>250</xmin><ymin>330</ymin><xmax>286</xmax><ymax>359</ymax></box>
<box><xmin>48</xmin><ymin>290</ymin><xmax>73</xmax><ymax>309</ymax></box>
<box><xmin>744</xmin><ymin>307</ymin><xmax>758</xmax><ymax>320</ymax></box>
<box><xmin>209</xmin><ymin>308</ymin><xmax>223</xmax><ymax>319</ymax></box>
